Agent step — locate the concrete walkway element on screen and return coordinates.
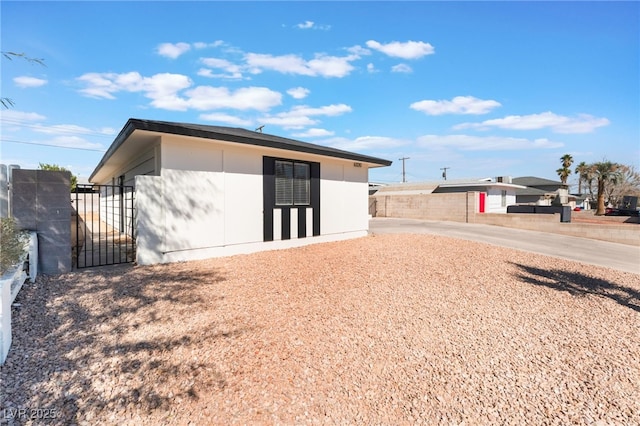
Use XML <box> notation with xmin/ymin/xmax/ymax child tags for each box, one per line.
<box><xmin>370</xmin><ymin>217</ymin><xmax>640</xmax><ymax>275</ymax></box>
<box><xmin>77</xmin><ymin>217</ymin><xmax>134</xmax><ymax>268</ymax></box>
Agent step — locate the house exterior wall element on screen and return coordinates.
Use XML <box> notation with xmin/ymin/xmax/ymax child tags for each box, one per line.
<box><xmin>121</xmin><ymin>146</ymin><xmax>158</xmax><ymax>187</ymax></box>
<box><xmin>320</xmin><ymin>160</ymin><xmax>369</xmax><ymax>235</ymax></box>
<box><xmin>485</xmin><ymin>187</ymin><xmax>516</xmax><ymax>213</ymax></box>
<box><xmin>95</xmin><ymin>144</ymin><xmax>158</xmax><ymax>235</ymax></box>
<box><xmin>135</xmin><ymin>135</ymin><xmax>371</xmax><ymax>264</ymax></box>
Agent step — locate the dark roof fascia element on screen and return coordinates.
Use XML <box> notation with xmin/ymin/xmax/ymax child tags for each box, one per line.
<box><xmin>90</xmin><ymin>119</ymin><xmax>392</xmax><ymax>180</ymax></box>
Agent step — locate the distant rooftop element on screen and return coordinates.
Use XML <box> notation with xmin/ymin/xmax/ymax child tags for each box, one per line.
<box><xmin>513</xmin><ymin>176</ymin><xmax>562</xmax><ymax>186</ymax></box>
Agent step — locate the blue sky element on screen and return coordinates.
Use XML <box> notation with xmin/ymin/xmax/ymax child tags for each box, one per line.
<box><xmin>1</xmin><ymin>1</ymin><xmax>638</xmax><ymax>187</ymax></box>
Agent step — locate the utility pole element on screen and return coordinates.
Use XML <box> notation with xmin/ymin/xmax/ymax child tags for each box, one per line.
<box><xmin>399</xmin><ymin>157</ymin><xmax>410</xmax><ymax>183</ymax></box>
<box><xmin>440</xmin><ymin>167</ymin><xmax>450</xmax><ymax>180</ymax></box>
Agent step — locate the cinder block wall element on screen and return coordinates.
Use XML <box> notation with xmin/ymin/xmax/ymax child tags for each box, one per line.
<box><xmin>373</xmin><ymin>192</ymin><xmax>473</xmax><ymax>222</ymax></box>
<box><xmin>474</xmin><ymin>213</ymin><xmax>640</xmax><ymax>246</ymax></box>
<box><xmin>370</xmin><ymin>192</ymin><xmax>640</xmax><ymax>246</ymax></box>
<box><xmin>11</xmin><ymin>170</ymin><xmax>71</xmax><ymax>274</ymax></box>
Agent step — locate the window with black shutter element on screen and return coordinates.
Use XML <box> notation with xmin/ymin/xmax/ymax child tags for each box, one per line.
<box><xmin>275</xmin><ymin>160</ymin><xmax>310</xmax><ymax>206</ymax></box>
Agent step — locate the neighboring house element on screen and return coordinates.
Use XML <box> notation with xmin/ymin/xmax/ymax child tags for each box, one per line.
<box><xmin>512</xmin><ymin>176</ymin><xmax>564</xmax><ymax>205</ymax></box>
<box><xmin>373</xmin><ymin>178</ymin><xmax>525</xmax><ymax>214</ymax></box>
<box><xmin>89</xmin><ymin>118</ymin><xmax>391</xmax><ymax>265</ymax></box>
<box><xmin>432</xmin><ymin>179</ymin><xmax>525</xmax><ymax>213</ymax></box>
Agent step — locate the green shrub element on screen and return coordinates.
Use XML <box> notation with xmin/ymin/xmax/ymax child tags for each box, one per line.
<box><xmin>0</xmin><ymin>217</ymin><xmax>28</xmax><ymax>275</ymax></box>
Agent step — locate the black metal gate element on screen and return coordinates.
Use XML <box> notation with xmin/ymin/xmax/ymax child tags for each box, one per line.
<box><xmin>73</xmin><ymin>184</ymin><xmax>135</xmax><ymax>268</ymax></box>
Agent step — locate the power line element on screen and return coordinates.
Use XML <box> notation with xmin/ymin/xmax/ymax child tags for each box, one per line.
<box><xmin>0</xmin><ymin>118</ymin><xmax>115</xmax><ymax>138</ymax></box>
<box><xmin>0</xmin><ymin>138</ymin><xmax>106</xmax><ymax>152</ymax></box>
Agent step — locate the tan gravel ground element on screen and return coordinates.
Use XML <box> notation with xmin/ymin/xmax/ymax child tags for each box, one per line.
<box><xmin>2</xmin><ymin>234</ymin><xmax>639</xmax><ymax>425</ymax></box>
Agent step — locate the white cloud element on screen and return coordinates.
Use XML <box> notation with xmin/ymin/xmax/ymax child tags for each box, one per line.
<box><xmin>244</xmin><ymin>52</ymin><xmax>356</xmax><ymax>78</ymax></box>
<box><xmin>193</xmin><ymin>41</ymin><xmax>224</xmax><ymax>49</ymax></box>
<box><xmin>292</xmin><ymin>128</ymin><xmax>335</xmax><ymax>138</ymax></box>
<box><xmin>76</xmin><ymin>73</ymin><xmax>118</xmax><ymax>99</ymax></box>
<box><xmin>245</xmin><ymin>53</ymin><xmax>310</xmax><ymax>75</ymax></box>
<box><xmin>13</xmin><ymin>76</ymin><xmax>48</xmax><ymax>88</ymax></box>
<box><xmin>156</xmin><ymin>42</ymin><xmax>191</xmax><ymax>59</ymax></box>
<box><xmin>366</xmin><ymin>40</ymin><xmax>435</xmax><ymax>59</ymax></box>
<box><xmin>100</xmin><ymin>127</ymin><xmax>117</xmax><ymax>135</ymax></box>
<box><xmin>199</xmin><ymin>113</ymin><xmax>253</xmax><ymax>127</ymax></box>
<box><xmin>41</xmin><ymin>135</ymin><xmax>105</xmax><ymax>151</ymax></box>
<box><xmin>411</xmin><ymin>96</ymin><xmax>502</xmax><ymax>115</ymax></box>
<box><xmin>391</xmin><ymin>63</ymin><xmax>413</xmax><ymax>73</ymax></box>
<box><xmin>307</xmin><ymin>55</ymin><xmax>355</xmax><ymax>78</ymax></box>
<box><xmin>417</xmin><ymin>134</ymin><xmax>563</xmax><ymax>151</ymax></box>
<box><xmin>454</xmin><ymin>111</ymin><xmax>610</xmax><ymax>133</ymax></box>
<box><xmin>287</xmin><ymin>87</ymin><xmax>310</xmax><ymax>99</ymax></box>
<box><xmin>367</xmin><ymin>63</ymin><xmax>377</xmax><ymax>73</ymax></box>
<box><xmin>197</xmin><ymin>68</ymin><xmax>243</xmax><ymax>80</ymax></box>
<box><xmin>346</xmin><ymin>45</ymin><xmax>371</xmax><ymax>56</ymax></box>
<box><xmin>261</xmin><ymin>115</ymin><xmax>318</xmax><ymax>129</ymax></box>
<box><xmin>198</xmin><ymin>57</ymin><xmax>244</xmax><ymax>79</ymax></box>
<box><xmin>0</xmin><ymin>110</ymin><xmax>46</xmax><ymax>122</ymax></box>
<box><xmin>297</xmin><ymin>20</ymin><xmax>315</xmax><ymax>29</ymax></box>
<box><xmin>261</xmin><ymin>104</ymin><xmax>352</xmax><ymax>129</ymax></box>
<box><xmin>77</xmin><ymin>71</ymin><xmax>193</xmax><ymax>110</ymax></box>
<box><xmin>32</xmin><ymin>124</ymin><xmax>96</xmax><ymax>135</ymax></box>
<box><xmin>323</xmin><ymin>135</ymin><xmax>410</xmax><ymax>152</ymax></box>
<box><xmin>185</xmin><ymin>86</ymin><xmax>282</xmax><ymax>111</ymax></box>
<box><xmin>288</xmin><ymin>104</ymin><xmax>352</xmax><ymax>117</ymax></box>
<box><xmin>77</xmin><ymin>71</ymin><xmax>281</xmax><ymax>112</ymax></box>
<box><xmin>296</xmin><ymin>20</ymin><xmax>331</xmax><ymax>30</ymax></box>
<box><xmin>200</xmin><ymin>57</ymin><xmax>242</xmax><ymax>73</ymax></box>
<box><xmin>140</xmin><ymin>73</ymin><xmax>194</xmax><ymax>110</ymax></box>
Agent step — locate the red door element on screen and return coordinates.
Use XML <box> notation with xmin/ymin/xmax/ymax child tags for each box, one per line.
<box><xmin>479</xmin><ymin>192</ymin><xmax>486</xmax><ymax>213</ymax></box>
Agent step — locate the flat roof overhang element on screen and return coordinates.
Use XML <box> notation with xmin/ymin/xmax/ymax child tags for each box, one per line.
<box><xmin>90</xmin><ymin>119</ymin><xmax>393</xmax><ymax>183</ymax></box>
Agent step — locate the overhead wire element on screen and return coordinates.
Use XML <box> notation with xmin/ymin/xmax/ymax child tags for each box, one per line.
<box><xmin>0</xmin><ymin>138</ymin><xmax>107</xmax><ymax>152</ymax></box>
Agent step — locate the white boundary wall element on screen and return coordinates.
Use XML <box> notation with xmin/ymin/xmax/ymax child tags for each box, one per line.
<box><xmin>135</xmin><ymin>136</ymin><xmax>371</xmax><ymax>265</ymax></box>
<box><xmin>1</xmin><ymin>232</ymin><xmax>38</xmax><ymax>365</ymax></box>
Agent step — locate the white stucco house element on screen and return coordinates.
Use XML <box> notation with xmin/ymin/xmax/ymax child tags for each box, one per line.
<box><xmin>432</xmin><ymin>178</ymin><xmax>526</xmax><ymax>213</ymax></box>
<box><xmin>89</xmin><ymin>118</ymin><xmax>391</xmax><ymax>265</ymax></box>
<box><xmin>372</xmin><ymin>177</ymin><xmax>525</xmax><ymax>214</ymax></box>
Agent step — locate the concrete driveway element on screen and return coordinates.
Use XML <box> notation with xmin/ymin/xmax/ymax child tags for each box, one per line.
<box><xmin>370</xmin><ymin>217</ymin><xmax>640</xmax><ymax>274</ymax></box>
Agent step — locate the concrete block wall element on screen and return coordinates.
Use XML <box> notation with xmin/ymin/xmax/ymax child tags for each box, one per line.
<box><xmin>371</xmin><ymin>192</ymin><xmax>640</xmax><ymax>247</ymax></box>
<box><xmin>472</xmin><ymin>212</ymin><xmax>559</xmax><ymax>227</ymax></box>
<box><xmin>474</xmin><ymin>214</ymin><xmax>639</xmax><ymax>246</ymax></box>
<box><xmin>373</xmin><ymin>192</ymin><xmax>473</xmax><ymax>223</ymax></box>
<box><xmin>11</xmin><ymin>170</ymin><xmax>71</xmax><ymax>274</ymax></box>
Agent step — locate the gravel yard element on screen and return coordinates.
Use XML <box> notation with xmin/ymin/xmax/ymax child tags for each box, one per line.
<box><xmin>2</xmin><ymin>234</ymin><xmax>639</xmax><ymax>425</ymax></box>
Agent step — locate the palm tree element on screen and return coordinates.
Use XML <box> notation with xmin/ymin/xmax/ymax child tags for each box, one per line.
<box><xmin>574</xmin><ymin>161</ymin><xmax>590</xmax><ymax>195</ymax></box>
<box><xmin>556</xmin><ymin>167</ymin><xmax>571</xmax><ymax>186</ymax></box>
<box><xmin>561</xmin><ymin>154</ymin><xmax>574</xmax><ymax>169</ymax></box>
<box><xmin>590</xmin><ymin>161</ymin><xmax>622</xmax><ymax>215</ymax></box>
<box><xmin>556</xmin><ymin>154</ymin><xmax>574</xmax><ymax>187</ymax></box>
